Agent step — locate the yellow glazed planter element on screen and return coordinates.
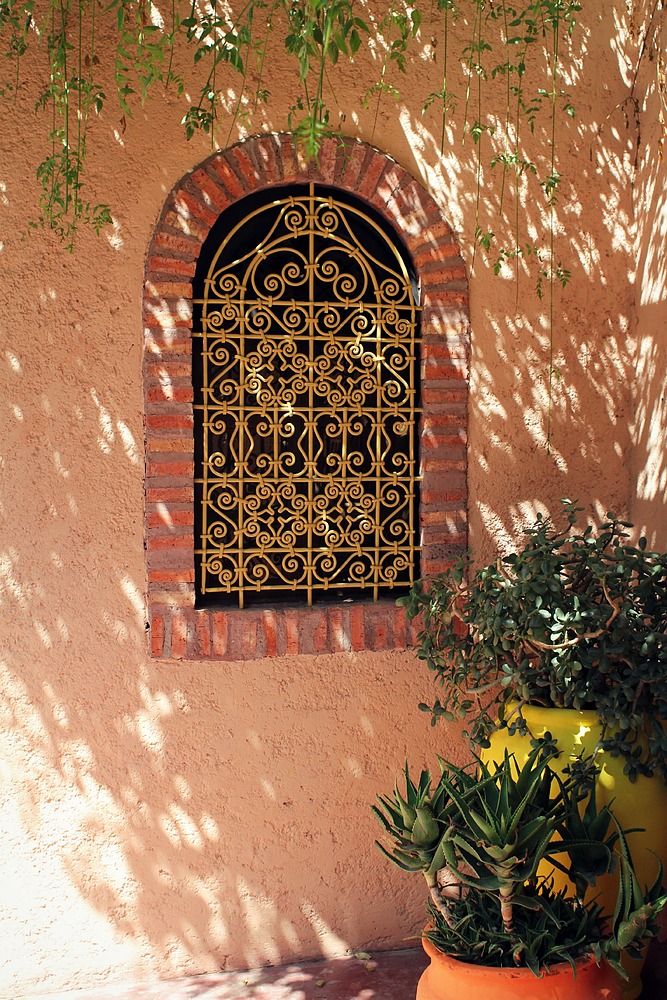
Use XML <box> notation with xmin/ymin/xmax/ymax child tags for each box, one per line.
<box><xmin>484</xmin><ymin>704</ymin><xmax>667</xmax><ymax>1000</ymax></box>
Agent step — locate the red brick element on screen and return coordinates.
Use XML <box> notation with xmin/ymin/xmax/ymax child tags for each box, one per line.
<box><xmin>174</xmin><ymin>190</ymin><xmax>219</xmax><ymax>229</ymax></box>
<box><xmin>212</xmin><ymin>612</ymin><xmax>228</xmax><ymax>657</ymax></box>
<box><xmin>146</xmin><ymin>437</ymin><xmax>193</xmax><ymax>455</ymax></box>
<box><xmin>407</xmin><ymin>219</ymin><xmax>454</xmax><ymax>253</ymax></box>
<box><xmin>148</xmin><ymin>589</ymin><xmax>195</xmax><ymax>607</ymax></box>
<box><xmin>421</xmin><ymin>457</ymin><xmax>467</xmax><ymax>474</ymax></box>
<box><xmin>421</xmin><ymin>265</ymin><xmax>468</xmax><ymax>287</ymax></box>
<box><xmin>318</xmin><ymin>136</ymin><xmax>339</xmax><ymax>182</ymax></box>
<box><xmin>424</xmin><ymin>360</ymin><xmax>469</xmax><ymax>381</ymax></box>
<box><xmin>369</xmin><ymin>163</ymin><xmax>408</xmax><ymax>211</ymax></box>
<box><xmin>253</xmin><ymin>134</ymin><xmax>282</xmax><ymax>184</ymax></box>
<box><xmin>146</xmin><ymin>385</ymin><xmax>194</xmax><ymax>404</ymax></box>
<box><xmin>421</xmin><ymin>487</ymin><xmax>467</xmax><ymax>506</ymax></box>
<box><xmin>145</xmin><ymin>361</ymin><xmax>192</xmax><ymax>379</ymax></box>
<box><xmin>368</xmin><ymin>617</ymin><xmax>389</xmax><ymax>651</ymax></box>
<box><xmin>423</xmin><ymin>413</ymin><xmax>466</xmax><ymax>434</ymax></box>
<box><xmin>241</xmin><ymin>617</ymin><xmax>259</xmax><ymax>657</ymax></box>
<box><xmin>350</xmin><ymin>606</ymin><xmax>365</xmax><ymax>651</ymax></box>
<box><xmin>412</xmin><ymin>241</ymin><xmax>461</xmax><ymax>269</ymax></box>
<box><xmin>147</xmin><ymin>510</ymin><xmax>194</xmax><ymax>529</ymax></box>
<box><xmin>145</xmin><ymin>280</ymin><xmax>192</xmax><ymax>299</ymax></box>
<box><xmin>329</xmin><ymin>607</ymin><xmax>351</xmax><ymax>652</ymax></box>
<box><xmin>395</xmin><ymin>179</ymin><xmax>442</xmax><ymax>227</ymax></box>
<box><xmin>147</xmin><ymin>459</ymin><xmax>194</xmax><ymax>478</ymax></box>
<box><xmin>226</xmin><ymin>146</ymin><xmax>262</xmax><ymax>191</ymax></box>
<box><xmin>312</xmin><ymin>612</ymin><xmax>328</xmax><ymax>653</ymax></box>
<box><xmin>143</xmin><ymin>303</ymin><xmax>193</xmax><ymax>328</ymax></box>
<box><xmin>172</xmin><ymin>611</ymin><xmax>188</xmax><ymax>658</ymax></box>
<box><xmin>146</xmin><ymin>473</ymin><xmax>194</xmax><ymax>490</ymax></box>
<box><xmin>188</xmin><ymin>168</ymin><xmax>232</xmax><ymax>214</ymax></box>
<box><xmin>144</xmin><ymin>330</ymin><xmax>192</xmax><ymax>354</ymax></box>
<box><xmin>145</xmin><ymin>413</ymin><xmax>194</xmax><ymax>431</ymax></box>
<box><xmin>423</xmin><ymin>344</ymin><xmax>469</xmax><ymax>364</ymax></box>
<box><xmin>422</xmin><ymin>434</ymin><xmax>466</xmax><ymax>452</ymax></box>
<box><xmin>422</xmin><ymin>304</ymin><xmax>469</xmax><ymax>327</ymax></box>
<box><xmin>276</xmin><ymin>133</ymin><xmax>299</xmax><ymax>182</ymax></box>
<box><xmin>148</xmin><ymin>568</ymin><xmax>195</xmax><ymax>583</ymax></box>
<box><xmin>152</xmin><ymin>231</ymin><xmax>200</xmax><ymax>260</ymax></box>
<box><xmin>422</xmin><ymin>510</ymin><xmax>467</xmax><ymax>533</ymax></box>
<box><xmin>357</xmin><ymin>154</ymin><xmax>387</xmax><ymax>199</ymax></box>
<box><xmin>162</xmin><ymin>209</ymin><xmax>209</xmax><ymax>242</ymax></box>
<box><xmin>209</xmin><ymin>156</ymin><xmax>246</xmax><ymax>198</ymax></box>
<box><xmin>419</xmin><ymin>253</ymin><xmax>467</xmax><ymax>276</ymax></box>
<box><xmin>195</xmin><ymin>612</ymin><xmax>212</xmax><ymax>658</ymax></box>
<box><xmin>151</xmin><ymin>614</ymin><xmax>165</xmax><ymax>657</ymax></box>
<box><xmin>421</xmin><ymin>386</ymin><xmax>467</xmax><ymax>405</ymax></box>
<box><xmin>394</xmin><ymin>606</ymin><xmax>407</xmax><ymax>647</ymax></box>
<box><xmin>262</xmin><ymin>610</ymin><xmax>278</xmax><ymax>657</ymax></box>
<box><xmin>423</xmin><ymin>289</ymin><xmax>470</xmax><ymax>309</ymax></box>
<box><xmin>147</xmin><ymin>534</ymin><xmax>193</xmax><ymax>551</ymax></box>
<box><xmin>337</xmin><ymin>140</ymin><xmax>367</xmax><ymax>188</ymax></box>
<box><xmin>421</xmin><ymin>557</ymin><xmax>466</xmax><ymax>575</ymax></box>
<box><xmin>147</xmin><ymin>256</ymin><xmax>197</xmax><ymax>278</ymax></box>
<box><xmin>146</xmin><ymin>487</ymin><xmax>194</xmax><ymax>503</ymax></box>
<box><xmin>284</xmin><ymin>609</ymin><xmax>300</xmax><ymax>655</ymax></box>
<box><xmin>146</xmin><ymin>547</ymin><xmax>193</xmax><ymax>573</ymax></box>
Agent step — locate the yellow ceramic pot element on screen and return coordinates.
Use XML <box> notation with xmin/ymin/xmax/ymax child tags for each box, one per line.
<box><xmin>484</xmin><ymin>704</ymin><xmax>667</xmax><ymax>1000</ymax></box>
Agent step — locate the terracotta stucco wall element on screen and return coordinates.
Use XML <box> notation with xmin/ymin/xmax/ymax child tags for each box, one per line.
<box><xmin>0</xmin><ymin>3</ymin><xmax>652</xmax><ymax>995</ymax></box>
<box><xmin>629</xmin><ymin>8</ymin><xmax>667</xmax><ymax>547</ymax></box>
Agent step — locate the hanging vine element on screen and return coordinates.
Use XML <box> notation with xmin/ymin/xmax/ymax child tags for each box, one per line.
<box><xmin>0</xmin><ymin>0</ymin><xmax>662</xmax><ymax>444</ymax></box>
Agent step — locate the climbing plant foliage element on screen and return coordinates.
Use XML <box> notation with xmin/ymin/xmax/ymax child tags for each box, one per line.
<box><xmin>0</xmin><ymin>0</ymin><xmax>589</xmax><ymax>250</ymax></box>
<box><xmin>0</xmin><ymin>0</ymin><xmax>663</xmax><ymax>444</ymax></box>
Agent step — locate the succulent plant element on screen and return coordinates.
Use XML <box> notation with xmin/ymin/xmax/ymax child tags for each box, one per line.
<box><xmin>374</xmin><ymin>747</ymin><xmax>667</xmax><ymax>976</ymax></box>
<box><xmin>398</xmin><ymin>501</ymin><xmax>667</xmax><ymax>781</ymax></box>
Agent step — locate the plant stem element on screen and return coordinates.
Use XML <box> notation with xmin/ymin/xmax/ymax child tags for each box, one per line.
<box><xmin>546</xmin><ymin>11</ymin><xmax>559</xmax><ymax>453</ymax></box>
<box><xmin>440</xmin><ymin>0</ymin><xmax>450</xmax><ymax>153</ymax></box>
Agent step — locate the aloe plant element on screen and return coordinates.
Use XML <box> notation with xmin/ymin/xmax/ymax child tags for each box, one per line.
<box><xmin>374</xmin><ymin>747</ymin><xmax>667</xmax><ymax>975</ymax></box>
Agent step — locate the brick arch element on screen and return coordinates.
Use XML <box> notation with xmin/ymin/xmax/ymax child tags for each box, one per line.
<box><xmin>144</xmin><ymin>133</ymin><xmax>469</xmax><ymax>660</ymax></box>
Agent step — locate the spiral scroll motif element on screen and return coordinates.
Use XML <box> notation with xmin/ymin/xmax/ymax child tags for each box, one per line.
<box><xmin>193</xmin><ymin>183</ymin><xmax>420</xmax><ymax>607</ymax></box>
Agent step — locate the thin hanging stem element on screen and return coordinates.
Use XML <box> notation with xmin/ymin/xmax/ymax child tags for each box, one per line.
<box><xmin>252</xmin><ymin>7</ymin><xmax>272</xmax><ymax>112</ymax></box>
<box><xmin>211</xmin><ymin>0</ymin><xmax>217</xmax><ymax>149</ymax></box>
<box><xmin>75</xmin><ymin>0</ymin><xmax>82</xmax><ymax>223</ymax></box>
<box><xmin>499</xmin><ymin>0</ymin><xmax>510</xmax><ymax>216</ymax></box>
<box><xmin>166</xmin><ymin>0</ymin><xmax>177</xmax><ymax>90</ymax></box>
<box><xmin>471</xmin><ymin>6</ymin><xmax>484</xmax><ymax>271</ymax></box>
<box><xmin>546</xmin><ymin>14</ymin><xmax>559</xmax><ymax>452</ymax></box>
<box><xmin>440</xmin><ymin>1</ymin><xmax>450</xmax><ymax>153</ymax></box>
<box><xmin>462</xmin><ymin>0</ymin><xmax>480</xmax><ymax>142</ymax></box>
<box><xmin>371</xmin><ymin>3</ymin><xmax>395</xmax><ymax>141</ymax></box>
<box><xmin>59</xmin><ymin>0</ymin><xmax>69</xmax><ymax>213</ymax></box>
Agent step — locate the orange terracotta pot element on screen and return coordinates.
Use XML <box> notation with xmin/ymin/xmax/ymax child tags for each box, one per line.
<box><xmin>416</xmin><ymin>934</ymin><xmax>622</xmax><ymax>1000</ymax></box>
<box><xmin>484</xmin><ymin>705</ymin><xmax>667</xmax><ymax>1000</ymax></box>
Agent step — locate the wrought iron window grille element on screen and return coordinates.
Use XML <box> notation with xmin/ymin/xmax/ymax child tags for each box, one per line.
<box><xmin>192</xmin><ymin>183</ymin><xmax>421</xmax><ymax>608</ymax></box>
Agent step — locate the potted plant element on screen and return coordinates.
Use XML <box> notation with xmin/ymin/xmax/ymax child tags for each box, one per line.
<box><xmin>373</xmin><ymin>746</ymin><xmax>667</xmax><ymax>1000</ymax></box>
<box><xmin>397</xmin><ymin>500</ymin><xmax>667</xmax><ymax>997</ymax></box>
<box><xmin>399</xmin><ymin>500</ymin><xmax>667</xmax><ymax>781</ymax></box>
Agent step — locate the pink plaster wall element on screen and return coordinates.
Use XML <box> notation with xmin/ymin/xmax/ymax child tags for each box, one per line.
<box><xmin>629</xmin><ymin>7</ymin><xmax>667</xmax><ymax>547</ymax></box>
<box><xmin>0</xmin><ymin>3</ymin><xmax>657</xmax><ymax>995</ymax></box>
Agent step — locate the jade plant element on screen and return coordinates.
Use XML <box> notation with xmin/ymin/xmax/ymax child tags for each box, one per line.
<box><xmin>398</xmin><ymin>501</ymin><xmax>667</xmax><ymax>781</ymax></box>
<box><xmin>373</xmin><ymin>747</ymin><xmax>667</xmax><ymax>975</ymax></box>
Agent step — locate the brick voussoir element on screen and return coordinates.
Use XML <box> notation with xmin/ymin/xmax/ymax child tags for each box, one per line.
<box><xmin>144</xmin><ymin>134</ymin><xmax>469</xmax><ymax>661</ymax></box>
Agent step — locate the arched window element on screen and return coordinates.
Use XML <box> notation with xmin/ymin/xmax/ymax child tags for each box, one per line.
<box><xmin>192</xmin><ymin>184</ymin><xmax>421</xmax><ymax>608</ymax></box>
<box><xmin>144</xmin><ymin>135</ymin><xmax>468</xmax><ymax>660</ymax></box>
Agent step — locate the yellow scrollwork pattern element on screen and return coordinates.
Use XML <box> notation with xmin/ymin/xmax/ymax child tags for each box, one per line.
<box><xmin>193</xmin><ymin>184</ymin><xmax>420</xmax><ymax>607</ymax></box>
